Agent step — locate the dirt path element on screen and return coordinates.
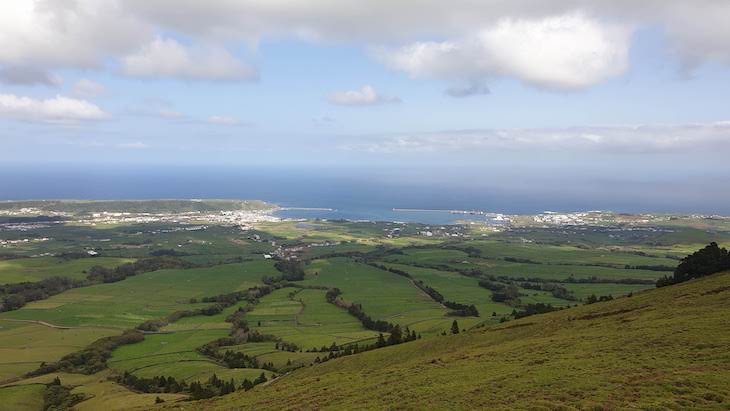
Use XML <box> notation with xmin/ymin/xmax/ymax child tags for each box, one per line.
<box><xmin>1</xmin><ymin>318</ymin><xmax>121</xmax><ymax>332</ymax></box>
<box><xmin>1</xmin><ymin>318</ymin><xmax>74</xmax><ymax>329</ymax></box>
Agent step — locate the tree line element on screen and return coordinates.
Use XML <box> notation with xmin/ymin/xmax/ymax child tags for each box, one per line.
<box><xmin>0</xmin><ymin>256</ymin><xmax>195</xmax><ymax>313</ymax></box>
<box><xmin>309</xmin><ymin>324</ymin><xmax>420</xmax><ymax>366</ymax></box>
<box><xmin>512</xmin><ymin>303</ymin><xmax>559</xmax><ymax>319</ymax></box>
<box><xmin>656</xmin><ymin>242</ymin><xmax>730</xmax><ymax>287</ymax></box>
<box><xmin>27</xmin><ymin>282</ymin><xmax>281</xmax><ymax>378</ymax></box>
<box><xmin>30</xmin><ymin>329</ymin><xmax>145</xmax><ymax>376</ymax></box>
<box><xmin>43</xmin><ymin>376</ymin><xmax>85</xmax><ymax>411</ymax></box>
<box><xmin>478</xmin><ymin>279</ymin><xmax>521</xmax><ymax>306</ymax></box>
<box><xmin>115</xmin><ymin>371</ymin><xmax>269</xmax><ymax>400</ymax></box>
<box><xmin>87</xmin><ymin>256</ymin><xmax>195</xmax><ymax>283</ymax></box>
<box><xmin>520</xmin><ymin>281</ymin><xmax>578</xmax><ymax>301</ymax></box>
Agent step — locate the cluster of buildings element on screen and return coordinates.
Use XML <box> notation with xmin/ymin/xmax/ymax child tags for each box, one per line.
<box><xmin>0</xmin><ymin>237</ymin><xmax>51</xmax><ymax>248</ymax></box>
<box><xmin>74</xmin><ymin>210</ymin><xmax>280</xmax><ymax>228</ymax></box>
<box><xmin>418</xmin><ymin>226</ymin><xmax>466</xmax><ymax>238</ymax></box>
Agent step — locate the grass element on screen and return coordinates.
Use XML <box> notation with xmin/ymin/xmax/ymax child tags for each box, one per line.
<box><xmin>0</xmin><ymin>383</ymin><xmax>45</xmax><ymax>411</ymax></box>
<box><xmin>0</xmin><ymin>320</ymin><xmax>117</xmax><ymax>382</ymax></box>
<box><xmin>300</xmin><ymin>258</ymin><xmax>456</xmax><ymax>335</ymax></box>
<box><xmin>0</xmin><ymin>371</ymin><xmax>187</xmax><ymax>411</ymax></box>
<box><xmin>244</xmin><ymin>288</ymin><xmax>379</xmax><ymax>350</ymax></box>
<box><xmin>472</xmin><ymin>259</ymin><xmax>663</xmax><ymax>281</ymax></box>
<box><xmin>253</xmin><ymin>221</ymin><xmax>440</xmax><ymax>248</ymax></box>
<box><xmin>0</xmin><ymin>260</ymin><xmax>275</xmax><ymax>383</ymax></box>
<box><xmin>0</xmin><ymin>261</ymin><xmax>276</xmax><ymax>329</ymax></box>
<box><xmin>0</xmin><ymin>256</ymin><xmax>134</xmax><ymax>284</ymax></box>
<box><xmin>72</xmin><ymin>381</ymin><xmax>186</xmax><ymax>411</ymax></box>
<box><xmin>183</xmin><ymin>271</ymin><xmax>730</xmax><ymax>410</ymax></box>
<box><xmin>302</xmin><ymin>242</ymin><xmax>375</xmax><ymax>259</ymax></box>
<box><xmin>562</xmin><ymin>282</ymin><xmax>651</xmax><ymax>299</ymax></box>
<box><xmin>376</xmin><ymin>262</ymin><xmax>513</xmax><ymax>320</ymax></box>
<box><xmin>384</xmin><ymin>248</ymin><xmax>666</xmax><ymax>282</ymax></box>
<box><xmin>213</xmin><ymin>341</ymin><xmax>330</xmax><ymax>371</ymax></box>
<box><xmin>467</xmin><ymin>240</ymin><xmax>678</xmax><ymax>267</ymax></box>
<box><xmin>1</xmin><ymin>217</ymin><xmax>726</xmax><ymax>410</ymax></box>
<box><xmin>109</xmin><ymin>329</ymin><xmax>272</xmax><ymax>383</ymax></box>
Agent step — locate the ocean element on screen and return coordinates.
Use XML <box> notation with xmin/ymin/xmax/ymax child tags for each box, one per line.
<box><xmin>1</xmin><ymin>165</ymin><xmax>728</xmax><ymax>223</ymax></box>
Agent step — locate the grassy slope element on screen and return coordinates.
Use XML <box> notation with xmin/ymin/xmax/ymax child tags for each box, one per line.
<box><xmin>181</xmin><ymin>272</ymin><xmax>730</xmax><ymax>410</ymax></box>
<box><xmin>0</xmin><ymin>371</ymin><xmax>186</xmax><ymax>411</ymax></box>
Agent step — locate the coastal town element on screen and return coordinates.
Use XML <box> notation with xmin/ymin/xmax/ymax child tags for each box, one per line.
<box><xmin>3</xmin><ymin>203</ymin><xmax>730</xmax><ymax>246</ymax></box>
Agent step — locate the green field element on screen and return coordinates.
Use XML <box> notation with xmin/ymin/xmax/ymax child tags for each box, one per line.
<box><xmin>383</xmin><ymin>247</ymin><xmax>665</xmax><ymax>281</ymax></box>
<box><xmin>466</xmin><ymin>240</ymin><xmax>678</xmax><ymax>266</ymax></box>
<box><xmin>300</xmin><ymin>258</ymin><xmax>457</xmax><ymax>335</ymax></box>
<box><xmin>0</xmin><ymin>384</ymin><xmax>45</xmax><ymax>411</ymax></box>
<box><xmin>0</xmin><ymin>259</ymin><xmax>278</xmax><ymax>386</ymax></box>
<box><xmin>0</xmin><ymin>371</ymin><xmax>186</xmax><ymax>411</ymax></box>
<box><xmin>109</xmin><ymin>328</ymin><xmax>272</xmax><ymax>382</ymax></box>
<box><xmin>1</xmin><ymin>208</ymin><xmax>726</xmax><ymax>410</ymax></box>
<box><xmin>0</xmin><ymin>257</ymin><xmax>133</xmax><ymax>284</ymax></box>
<box><xmin>214</xmin><ymin>342</ymin><xmax>322</xmax><ymax>370</ymax></box>
<box><xmin>377</xmin><ymin>262</ymin><xmax>513</xmax><ymax>317</ymax></box>
<box><xmin>186</xmin><ymin>271</ymin><xmax>730</xmax><ymax>410</ymax></box>
<box><xmin>0</xmin><ymin>261</ymin><xmax>277</xmax><ymax>329</ymax></box>
<box><xmin>0</xmin><ymin>321</ymin><xmax>117</xmax><ymax>382</ymax></box>
<box><xmin>245</xmin><ymin>287</ymin><xmax>379</xmax><ymax>349</ymax></box>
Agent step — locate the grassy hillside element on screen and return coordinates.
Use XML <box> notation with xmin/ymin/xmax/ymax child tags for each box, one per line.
<box><xmin>176</xmin><ymin>271</ymin><xmax>730</xmax><ymax>410</ymax></box>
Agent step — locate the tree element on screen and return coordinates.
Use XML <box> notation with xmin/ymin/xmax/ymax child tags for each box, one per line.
<box><xmin>658</xmin><ymin>242</ymin><xmax>730</xmax><ymax>287</ymax></box>
<box><xmin>253</xmin><ymin>372</ymin><xmax>267</xmax><ymax>385</ymax></box>
<box><xmin>241</xmin><ymin>378</ymin><xmax>254</xmax><ymax>391</ymax></box>
<box><xmin>387</xmin><ymin>325</ymin><xmax>402</xmax><ymax>345</ymax></box>
<box><xmin>450</xmin><ymin>320</ymin><xmax>460</xmax><ymax>334</ymax></box>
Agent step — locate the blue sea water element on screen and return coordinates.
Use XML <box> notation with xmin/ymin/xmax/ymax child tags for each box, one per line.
<box><xmin>1</xmin><ymin>165</ymin><xmax>728</xmax><ymax>223</ymax></box>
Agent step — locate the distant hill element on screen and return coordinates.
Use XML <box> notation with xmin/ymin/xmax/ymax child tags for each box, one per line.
<box><xmin>0</xmin><ymin>199</ymin><xmax>276</xmax><ymax>214</ymax></box>
<box><xmin>173</xmin><ymin>271</ymin><xmax>730</xmax><ymax>410</ymax></box>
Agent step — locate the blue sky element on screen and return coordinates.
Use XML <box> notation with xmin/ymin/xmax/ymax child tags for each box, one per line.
<box><xmin>1</xmin><ymin>1</ymin><xmax>729</xmax><ymax>175</ymax></box>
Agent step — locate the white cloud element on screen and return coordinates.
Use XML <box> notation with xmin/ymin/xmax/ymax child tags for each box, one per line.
<box><xmin>2</xmin><ymin>1</ymin><xmax>730</xmax><ymax>87</ymax></box>
<box><xmin>377</xmin><ymin>13</ymin><xmax>632</xmax><ymax>90</ymax></box>
<box><xmin>0</xmin><ymin>0</ymin><xmax>149</xmax><ymax>67</ymax></box>
<box><xmin>0</xmin><ymin>93</ymin><xmax>108</xmax><ymax>123</ymax></box>
<box><xmin>338</xmin><ymin>122</ymin><xmax>730</xmax><ymax>154</ymax></box>
<box><xmin>207</xmin><ymin>115</ymin><xmax>241</xmax><ymax>125</ymax></box>
<box><xmin>73</xmin><ymin>79</ymin><xmax>105</xmax><ymax>97</ymax></box>
<box><xmin>121</xmin><ymin>37</ymin><xmax>257</xmax><ymax>81</ymax></box>
<box><xmin>328</xmin><ymin>85</ymin><xmax>400</xmax><ymax>106</ymax></box>
<box><xmin>0</xmin><ymin>66</ymin><xmax>62</xmax><ymax>86</ymax></box>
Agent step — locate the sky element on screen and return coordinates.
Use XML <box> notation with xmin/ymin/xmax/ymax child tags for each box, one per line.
<box><xmin>1</xmin><ymin>1</ymin><xmax>729</xmax><ymax>186</ymax></box>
